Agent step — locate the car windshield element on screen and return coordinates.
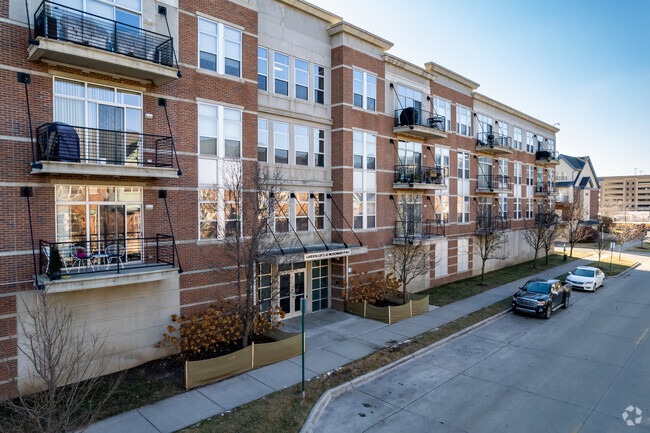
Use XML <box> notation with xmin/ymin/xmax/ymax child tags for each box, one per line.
<box><xmin>523</xmin><ymin>282</ymin><xmax>551</xmax><ymax>294</ymax></box>
<box><xmin>574</xmin><ymin>269</ymin><xmax>595</xmax><ymax>277</ymax></box>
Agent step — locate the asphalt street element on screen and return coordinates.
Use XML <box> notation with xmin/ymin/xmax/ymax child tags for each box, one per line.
<box><xmin>310</xmin><ymin>253</ymin><xmax>650</xmax><ymax>433</ymax></box>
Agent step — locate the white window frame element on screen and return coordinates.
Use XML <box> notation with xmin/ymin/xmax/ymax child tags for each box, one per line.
<box><xmin>257</xmin><ymin>46</ymin><xmax>268</xmax><ymax>91</ymax></box>
<box><xmin>457</xmin><ymin>195</ymin><xmax>470</xmax><ymax>223</ymax></box>
<box><xmin>457</xmin><ymin>151</ymin><xmax>470</xmax><ymax>179</ymax></box>
<box><xmin>197</xmin><ymin>103</ymin><xmax>242</xmax><ymax>159</ymax></box>
<box><xmin>273</xmin><ymin>52</ymin><xmax>290</xmax><ymax>96</ymax></box>
<box><xmin>294</xmin><ymin>58</ymin><xmax>309</xmax><ymax>101</ymax></box>
<box><xmin>434</xmin><ymin>97</ymin><xmax>452</xmax><ymax>131</ymax></box>
<box><xmin>435</xmin><ymin>147</ymin><xmax>450</xmax><ymax>177</ymax></box>
<box><xmin>513</xmin><ymin>127</ymin><xmax>523</xmax><ymax>151</ymax></box>
<box><xmin>198</xmin><ymin>18</ymin><xmax>242</xmax><ymax>78</ymax></box>
<box><xmin>514</xmin><ymin>198</ymin><xmax>522</xmax><ymax>220</ymax></box>
<box><xmin>314</xmin><ymin>64</ymin><xmax>325</xmax><ymax>104</ymax></box>
<box><xmin>526</xmin><ymin>131</ymin><xmax>535</xmax><ymax>153</ymax></box>
<box><xmin>257</xmin><ymin>118</ymin><xmax>268</xmax><ymax>162</ymax></box>
<box><xmin>514</xmin><ymin>162</ymin><xmax>522</xmax><ymax>185</ymax></box>
<box><xmin>526</xmin><ymin>164</ymin><xmax>535</xmax><ymax>186</ymax></box>
<box><xmin>457</xmin><ymin>238</ymin><xmax>469</xmax><ymax>272</ymax></box>
<box><xmin>353</xmin><ymin>131</ymin><xmax>377</xmax><ymax>229</ymax></box>
<box><xmin>353</xmin><ymin>69</ymin><xmax>377</xmax><ymax>111</ymax></box>
<box><xmin>456</xmin><ymin>105</ymin><xmax>472</xmax><ymax>136</ymax></box>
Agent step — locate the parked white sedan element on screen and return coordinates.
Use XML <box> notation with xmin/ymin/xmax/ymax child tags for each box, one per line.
<box><xmin>567</xmin><ymin>266</ymin><xmax>605</xmax><ymax>291</ymax></box>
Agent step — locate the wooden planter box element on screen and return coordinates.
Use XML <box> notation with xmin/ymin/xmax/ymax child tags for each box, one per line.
<box><xmin>344</xmin><ymin>294</ymin><xmax>430</xmax><ymax>324</ymax></box>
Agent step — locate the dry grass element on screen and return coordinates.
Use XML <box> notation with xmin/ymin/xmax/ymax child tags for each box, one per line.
<box><xmin>181</xmin><ymin>298</ymin><xmax>512</xmax><ymax>433</ymax></box>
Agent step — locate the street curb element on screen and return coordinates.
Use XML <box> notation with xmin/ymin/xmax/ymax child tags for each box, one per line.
<box><xmin>611</xmin><ymin>262</ymin><xmax>641</xmax><ymax>279</ymax></box>
<box><xmin>299</xmin><ymin>306</ymin><xmax>512</xmax><ymax>433</ymax></box>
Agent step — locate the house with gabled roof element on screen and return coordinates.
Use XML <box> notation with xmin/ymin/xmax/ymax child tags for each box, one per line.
<box><xmin>555</xmin><ymin>154</ymin><xmax>600</xmax><ymax>221</ymax></box>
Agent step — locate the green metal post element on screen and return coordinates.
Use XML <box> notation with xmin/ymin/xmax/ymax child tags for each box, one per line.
<box><xmin>610</xmin><ymin>244</ymin><xmax>613</xmax><ymax>273</ymax></box>
<box><xmin>301</xmin><ymin>297</ymin><xmax>306</xmax><ymax>398</ymax></box>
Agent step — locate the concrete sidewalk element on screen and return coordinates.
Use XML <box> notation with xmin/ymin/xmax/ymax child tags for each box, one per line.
<box><xmin>86</xmin><ymin>255</ymin><xmax>594</xmax><ymax>433</ymax></box>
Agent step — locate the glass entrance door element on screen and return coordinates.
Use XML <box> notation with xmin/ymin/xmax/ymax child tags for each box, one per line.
<box><xmin>279</xmin><ymin>269</ymin><xmax>306</xmax><ymax>319</ymax></box>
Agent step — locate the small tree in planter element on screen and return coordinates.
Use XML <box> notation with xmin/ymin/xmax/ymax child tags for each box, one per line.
<box><xmin>48</xmin><ymin>244</ymin><xmax>64</xmax><ymax>280</ymax></box>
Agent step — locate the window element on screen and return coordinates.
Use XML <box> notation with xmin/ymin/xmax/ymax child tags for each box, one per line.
<box><xmin>548</xmin><ymin>169</ymin><xmax>555</xmax><ymax>185</ymax></box>
<box><xmin>537</xmin><ymin>135</ymin><xmax>545</xmax><ymax>152</ymax></box>
<box><xmin>353</xmin><ymin>131</ymin><xmax>376</xmax><ymax>230</ymax></box>
<box><xmin>514</xmin><ymin>198</ymin><xmax>522</xmax><ymax>220</ymax></box>
<box><xmin>477</xmin><ymin>114</ymin><xmax>493</xmax><ymax>135</ymax></box>
<box><xmin>478</xmin><ymin>156</ymin><xmax>493</xmax><ymax>188</ymax></box>
<box><xmin>311</xmin><ymin>259</ymin><xmax>329</xmax><ymax>311</ymax></box>
<box><xmin>526</xmin><ymin>198</ymin><xmax>534</xmax><ymax>218</ymax></box>
<box><xmin>397</xmin><ymin>194</ymin><xmax>422</xmax><ymax>236</ymax></box>
<box><xmin>514</xmin><ymin>162</ymin><xmax>522</xmax><ymax>185</ymax></box>
<box><xmin>499</xmin><ymin>197</ymin><xmax>508</xmax><ymax>218</ymax></box>
<box><xmin>398</xmin><ymin>85</ymin><xmax>422</xmax><ymax>111</ymax></box>
<box><xmin>314</xmin><ymin>129</ymin><xmax>325</xmax><ymax>167</ymax></box>
<box><xmin>457</xmin><ymin>196</ymin><xmax>470</xmax><ymax>223</ymax></box>
<box><xmin>258</xmin><ymin>47</ymin><xmax>268</xmax><ymax>90</ymax></box>
<box><xmin>457</xmin><ymin>151</ymin><xmax>470</xmax><ymax>179</ymax></box>
<box><xmin>526</xmin><ymin>131</ymin><xmax>535</xmax><ymax>153</ymax></box>
<box><xmin>258</xmin><ymin>263</ymin><xmax>272</xmax><ymax>311</ymax></box>
<box><xmin>61</xmin><ymin>0</ymin><xmax>141</xmax><ymax>37</ymax></box>
<box><xmin>353</xmin><ymin>70</ymin><xmax>376</xmax><ymax>111</ymax></box>
<box><xmin>497</xmin><ymin>121</ymin><xmax>508</xmax><ymax>139</ymax></box>
<box><xmin>435</xmin><ymin>147</ymin><xmax>450</xmax><ymax>176</ymax></box>
<box><xmin>294</xmin><ymin>126</ymin><xmax>309</xmax><ymax>166</ymax></box>
<box><xmin>498</xmin><ymin>160</ymin><xmax>508</xmax><ymax>187</ymax></box>
<box><xmin>313</xmin><ymin>193</ymin><xmax>325</xmax><ymax>229</ymax></box>
<box><xmin>198</xmin><ymin>103</ymin><xmax>241</xmax><ymax>158</ymax></box>
<box><xmin>258</xmin><ymin>119</ymin><xmax>268</xmax><ymax>162</ymax></box>
<box><xmin>457</xmin><ymin>238</ymin><xmax>469</xmax><ymax>272</ymax></box>
<box><xmin>53</xmin><ymin>77</ymin><xmax>143</xmax><ymax>164</ymax></box>
<box><xmin>274</xmin><ymin>122</ymin><xmax>289</xmax><ymax>164</ymax></box>
<box><xmin>456</xmin><ymin>105</ymin><xmax>472</xmax><ymax>136</ymax></box>
<box><xmin>434</xmin><ymin>97</ymin><xmax>452</xmax><ymax>131</ymax></box>
<box><xmin>274</xmin><ymin>192</ymin><xmax>289</xmax><ymax>232</ymax></box>
<box><xmin>198</xmin><ymin>18</ymin><xmax>241</xmax><ymax>77</ymax></box>
<box><xmin>55</xmin><ymin>186</ymin><xmax>142</xmax><ymax>254</ymax></box>
<box><xmin>513</xmin><ymin>127</ymin><xmax>522</xmax><ymax>151</ymax></box>
<box><xmin>274</xmin><ymin>52</ymin><xmax>289</xmax><ymax>96</ymax></box>
<box><xmin>223</xmin><ymin>190</ymin><xmax>239</xmax><ymax>236</ymax></box>
<box><xmin>547</xmin><ymin>139</ymin><xmax>555</xmax><ymax>152</ymax></box>
<box><xmin>398</xmin><ymin>141</ymin><xmax>422</xmax><ymax>168</ymax></box>
<box><xmin>295</xmin><ymin>59</ymin><xmax>309</xmax><ymax>101</ymax></box>
<box><xmin>295</xmin><ymin>192</ymin><xmax>310</xmax><ymax>231</ymax></box>
<box><xmin>314</xmin><ymin>65</ymin><xmax>325</xmax><ymax>104</ymax></box>
<box><xmin>435</xmin><ymin>192</ymin><xmax>449</xmax><ymax>223</ymax></box>
<box><xmin>526</xmin><ymin>165</ymin><xmax>534</xmax><ymax>186</ymax></box>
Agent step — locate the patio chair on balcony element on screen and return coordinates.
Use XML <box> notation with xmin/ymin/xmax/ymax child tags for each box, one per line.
<box><xmin>69</xmin><ymin>245</ymin><xmax>92</xmax><ymax>273</ymax></box>
<box><xmin>42</xmin><ymin>245</ymin><xmax>51</xmax><ymax>274</ymax></box>
<box><xmin>105</xmin><ymin>243</ymin><xmax>126</xmax><ymax>267</ymax></box>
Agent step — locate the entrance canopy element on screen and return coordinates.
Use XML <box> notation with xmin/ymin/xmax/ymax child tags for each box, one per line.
<box><xmin>258</xmin><ymin>243</ymin><xmax>367</xmax><ymax>265</ymax></box>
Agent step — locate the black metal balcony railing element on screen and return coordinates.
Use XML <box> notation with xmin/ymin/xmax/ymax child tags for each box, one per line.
<box><xmin>536</xmin><ymin>148</ymin><xmax>559</xmax><ymax>161</ymax></box>
<box><xmin>39</xmin><ymin>234</ymin><xmax>175</xmax><ymax>279</ymax></box>
<box><xmin>394</xmin><ymin>165</ymin><xmax>445</xmax><ymax>185</ymax></box>
<box><xmin>477</xmin><ymin>174</ymin><xmax>510</xmax><ymax>191</ymax></box>
<box><xmin>34</xmin><ymin>0</ymin><xmax>173</xmax><ymax>67</ymax></box>
<box><xmin>394</xmin><ymin>108</ymin><xmax>446</xmax><ymax>132</ymax></box>
<box><xmin>535</xmin><ymin>213</ymin><xmax>559</xmax><ymax>226</ymax></box>
<box><xmin>535</xmin><ymin>182</ymin><xmax>556</xmax><ymax>194</ymax></box>
<box><xmin>477</xmin><ymin>132</ymin><xmax>512</xmax><ymax>149</ymax></box>
<box><xmin>395</xmin><ymin>219</ymin><xmax>445</xmax><ymax>241</ymax></box>
<box><xmin>36</xmin><ymin>123</ymin><xmax>174</xmax><ymax>168</ymax></box>
<box><xmin>476</xmin><ymin>215</ymin><xmax>511</xmax><ymax>232</ymax></box>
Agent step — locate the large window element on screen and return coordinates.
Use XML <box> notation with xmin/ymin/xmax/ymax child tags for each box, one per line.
<box><xmin>295</xmin><ymin>192</ymin><xmax>310</xmax><ymax>231</ymax></box>
<box><xmin>353</xmin><ymin>131</ymin><xmax>376</xmax><ymax>229</ymax></box>
<box><xmin>398</xmin><ymin>85</ymin><xmax>422</xmax><ymax>111</ymax></box>
<box><xmin>526</xmin><ymin>198</ymin><xmax>534</xmax><ymax>218</ymax></box>
<box><xmin>55</xmin><ymin>185</ymin><xmax>142</xmax><ymax>260</ymax></box>
<box><xmin>434</xmin><ymin>97</ymin><xmax>451</xmax><ymax>131</ymax></box>
<box><xmin>457</xmin><ymin>151</ymin><xmax>470</xmax><ymax>179</ymax></box>
<box><xmin>198</xmin><ymin>103</ymin><xmax>241</xmax><ymax>159</ymax></box>
<box><xmin>314</xmin><ymin>129</ymin><xmax>325</xmax><ymax>167</ymax></box>
<box><xmin>398</xmin><ymin>141</ymin><xmax>421</xmax><ymax>167</ymax></box>
<box><xmin>526</xmin><ymin>165</ymin><xmax>534</xmax><ymax>186</ymax></box>
<box><xmin>476</xmin><ymin>114</ymin><xmax>493</xmax><ymax>135</ymax></box>
<box><xmin>311</xmin><ymin>259</ymin><xmax>329</xmax><ymax>312</ymax></box>
<box><xmin>526</xmin><ymin>131</ymin><xmax>535</xmax><ymax>153</ymax></box>
<box><xmin>435</xmin><ymin>192</ymin><xmax>449</xmax><ymax>223</ymax></box>
<box><xmin>258</xmin><ymin>119</ymin><xmax>268</xmax><ymax>162</ymax></box>
<box><xmin>274</xmin><ymin>192</ymin><xmax>290</xmax><ymax>232</ymax></box>
<box><xmin>295</xmin><ymin>59</ymin><xmax>309</xmax><ymax>101</ymax></box>
<box><xmin>258</xmin><ymin>120</ymin><xmax>327</xmax><ymax>168</ymax></box>
<box><xmin>199</xmin><ymin>189</ymin><xmax>239</xmax><ymax>239</ymax></box>
<box><xmin>456</xmin><ymin>105</ymin><xmax>472</xmax><ymax>136</ymax></box>
<box><xmin>514</xmin><ymin>198</ymin><xmax>522</xmax><ymax>220</ymax></box>
<box><xmin>294</xmin><ymin>126</ymin><xmax>309</xmax><ymax>166</ymax></box>
<box><xmin>198</xmin><ymin>18</ymin><xmax>241</xmax><ymax>77</ymax></box>
<box><xmin>274</xmin><ymin>122</ymin><xmax>290</xmax><ymax>164</ymax></box>
<box><xmin>497</xmin><ymin>121</ymin><xmax>509</xmax><ymax>139</ymax></box>
<box><xmin>513</xmin><ymin>127</ymin><xmax>523</xmax><ymax>151</ymax></box>
<box><xmin>53</xmin><ymin>77</ymin><xmax>142</xmax><ymax>164</ymax></box>
<box><xmin>59</xmin><ymin>0</ymin><xmax>141</xmax><ymax>31</ymax></box>
<box><xmin>478</xmin><ymin>156</ymin><xmax>492</xmax><ymax>189</ymax></box>
<box><xmin>271</xmin><ymin>192</ymin><xmax>328</xmax><ymax>233</ymax></box>
<box><xmin>435</xmin><ymin>147</ymin><xmax>450</xmax><ymax>176</ymax></box>
<box><xmin>353</xmin><ymin>70</ymin><xmax>376</xmax><ymax>111</ymax></box>
<box><xmin>514</xmin><ymin>162</ymin><xmax>522</xmax><ymax>185</ymax></box>
<box><xmin>257</xmin><ymin>47</ymin><xmax>268</xmax><ymax>90</ymax></box>
<box><xmin>274</xmin><ymin>52</ymin><xmax>290</xmax><ymax>96</ymax></box>
<box><xmin>457</xmin><ymin>196</ymin><xmax>470</xmax><ymax>223</ymax></box>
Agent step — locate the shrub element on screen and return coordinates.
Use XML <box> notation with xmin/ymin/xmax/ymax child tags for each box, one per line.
<box><xmin>576</xmin><ymin>226</ymin><xmax>598</xmax><ymax>243</ymax></box>
<box><xmin>342</xmin><ymin>272</ymin><xmax>402</xmax><ymax>305</ymax></box>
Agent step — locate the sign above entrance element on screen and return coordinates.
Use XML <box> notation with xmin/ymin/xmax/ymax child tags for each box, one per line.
<box><xmin>304</xmin><ymin>249</ymin><xmax>352</xmax><ymax>261</ymax></box>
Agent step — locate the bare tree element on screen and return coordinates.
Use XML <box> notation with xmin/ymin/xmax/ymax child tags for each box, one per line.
<box><xmin>617</xmin><ymin>224</ymin><xmax>645</xmax><ymax>259</ymax></box>
<box><xmin>594</xmin><ymin>221</ymin><xmax>607</xmax><ymax>268</ymax></box>
<box><xmin>523</xmin><ymin>217</ymin><xmax>547</xmax><ymax>269</ymax></box>
<box><xmin>564</xmin><ymin>189</ymin><xmax>589</xmax><ymax>257</ymax></box>
<box><xmin>0</xmin><ymin>290</ymin><xmax>122</xmax><ymax>433</ymax></box>
<box><xmin>220</xmin><ymin>161</ymin><xmax>287</xmax><ymax>348</ymax></box>
<box><xmin>542</xmin><ymin>217</ymin><xmax>561</xmax><ymax>265</ymax></box>
<box><xmin>387</xmin><ymin>194</ymin><xmax>440</xmax><ymax>304</ymax></box>
<box><xmin>474</xmin><ymin>201</ymin><xmax>507</xmax><ymax>283</ymax></box>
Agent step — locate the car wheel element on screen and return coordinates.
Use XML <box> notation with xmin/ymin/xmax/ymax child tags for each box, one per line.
<box><xmin>512</xmin><ymin>305</ymin><xmax>517</xmax><ymax>314</ymax></box>
<box><xmin>544</xmin><ymin>306</ymin><xmax>552</xmax><ymax>319</ymax></box>
<box><xmin>563</xmin><ymin>294</ymin><xmax>569</xmax><ymax>309</ymax></box>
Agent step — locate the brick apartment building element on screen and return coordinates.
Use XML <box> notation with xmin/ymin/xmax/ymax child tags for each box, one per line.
<box><xmin>1</xmin><ymin>0</ymin><xmax>560</xmax><ymax>391</ymax></box>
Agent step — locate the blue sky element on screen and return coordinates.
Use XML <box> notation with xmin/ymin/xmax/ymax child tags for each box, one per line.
<box><xmin>309</xmin><ymin>0</ymin><xmax>650</xmax><ymax>177</ymax></box>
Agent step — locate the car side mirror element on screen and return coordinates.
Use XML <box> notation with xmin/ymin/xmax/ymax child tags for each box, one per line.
<box><xmin>568</xmin><ymin>272</ymin><xmax>572</xmax><ymax>276</ymax></box>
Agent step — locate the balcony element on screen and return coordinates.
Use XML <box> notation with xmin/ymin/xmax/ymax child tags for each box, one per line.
<box><xmin>32</xmin><ymin>123</ymin><xmax>179</xmax><ymax>178</ymax></box>
<box><xmin>476</xmin><ymin>215</ymin><xmax>511</xmax><ymax>234</ymax></box>
<box><xmin>393</xmin><ymin>219</ymin><xmax>445</xmax><ymax>245</ymax></box>
<box><xmin>38</xmin><ymin>234</ymin><xmax>178</xmax><ymax>292</ymax></box>
<box><xmin>534</xmin><ymin>182</ymin><xmax>556</xmax><ymax>196</ymax></box>
<box><xmin>393</xmin><ymin>165</ymin><xmax>445</xmax><ymax>190</ymax></box>
<box><xmin>536</xmin><ymin>148</ymin><xmax>560</xmax><ymax>166</ymax></box>
<box><xmin>555</xmin><ymin>195</ymin><xmax>571</xmax><ymax>207</ymax></box>
<box><xmin>393</xmin><ymin>108</ymin><xmax>447</xmax><ymax>139</ymax></box>
<box><xmin>476</xmin><ymin>132</ymin><xmax>513</xmax><ymax>155</ymax></box>
<box><xmin>534</xmin><ymin>212</ymin><xmax>559</xmax><ymax>227</ymax></box>
<box><xmin>29</xmin><ymin>1</ymin><xmax>178</xmax><ymax>85</ymax></box>
<box><xmin>476</xmin><ymin>174</ymin><xmax>510</xmax><ymax>193</ymax></box>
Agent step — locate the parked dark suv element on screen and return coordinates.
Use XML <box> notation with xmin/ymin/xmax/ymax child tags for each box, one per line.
<box><xmin>512</xmin><ymin>279</ymin><xmax>571</xmax><ymax>319</ymax></box>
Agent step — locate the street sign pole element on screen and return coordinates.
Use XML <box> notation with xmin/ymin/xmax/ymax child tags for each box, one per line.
<box><xmin>301</xmin><ymin>297</ymin><xmax>306</xmax><ymax>398</ymax></box>
<box><xmin>610</xmin><ymin>242</ymin><xmax>614</xmax><ymax>272</ymax></box>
